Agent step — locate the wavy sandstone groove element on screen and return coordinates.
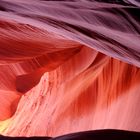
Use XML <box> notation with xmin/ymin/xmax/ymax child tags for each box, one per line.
<box><xmin>0</xmin><ymin>0</ymin><xmax>140</xmax><ymax>139</ymax></box>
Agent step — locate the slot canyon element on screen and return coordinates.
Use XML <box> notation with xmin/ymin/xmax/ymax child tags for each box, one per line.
<box><xmin>0</xmin><ymin>0</ymin><xmax>140</xmax><ymax>139</ymax></box>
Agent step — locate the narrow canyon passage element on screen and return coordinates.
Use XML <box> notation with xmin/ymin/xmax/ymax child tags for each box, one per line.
<box><xmin>0</xmin><ymin>0</ymin><xmax>140</xmax><ymax>139</ymax></box>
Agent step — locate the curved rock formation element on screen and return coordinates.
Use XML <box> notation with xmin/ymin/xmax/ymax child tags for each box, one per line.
<box><xmin>0</xmin><ymin>0</ymin><xmax>140</xmax><ymax>139</ymax></box>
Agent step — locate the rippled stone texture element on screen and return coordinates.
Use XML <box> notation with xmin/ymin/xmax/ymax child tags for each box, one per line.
<box><xmin>0</xmin><ymin>0</ymin><xmax>140</xmax><ymax>139</ymax></box>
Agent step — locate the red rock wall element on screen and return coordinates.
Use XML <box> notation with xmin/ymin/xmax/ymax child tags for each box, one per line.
<box><xmin>0</xmin><ymin>0</ymin><xmax>140</xmax><ymax>138</ymax></box>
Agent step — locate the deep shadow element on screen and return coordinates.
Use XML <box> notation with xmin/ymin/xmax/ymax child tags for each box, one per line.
<box><xmin>1</xmin><ymin>129</ymin><xmax>140</xmax><ymax>140</ymax></box>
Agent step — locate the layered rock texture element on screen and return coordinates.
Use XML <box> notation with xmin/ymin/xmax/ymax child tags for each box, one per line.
<box><xmin>0</xmin><ymin>0</ymin><xmax>140</xmax><ymax>139</ymax></box>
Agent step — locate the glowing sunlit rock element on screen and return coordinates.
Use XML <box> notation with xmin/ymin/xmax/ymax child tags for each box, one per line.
<box><xmin>0</xmin><ymin>0</ymin><xmax>140</xmax><ymax>139</ymax></box>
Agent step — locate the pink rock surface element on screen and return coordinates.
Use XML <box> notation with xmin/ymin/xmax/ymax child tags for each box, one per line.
<box><xmin>0</xmin><ymin>0</ymin><xmax>140</xmax><ymax>138</ymax></box>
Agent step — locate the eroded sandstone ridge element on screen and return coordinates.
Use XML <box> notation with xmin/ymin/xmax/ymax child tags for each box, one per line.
<box><xmin>0</xmin><ymin>0</ymin><xmax>140</xmax><ymax>138</ymax></box>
